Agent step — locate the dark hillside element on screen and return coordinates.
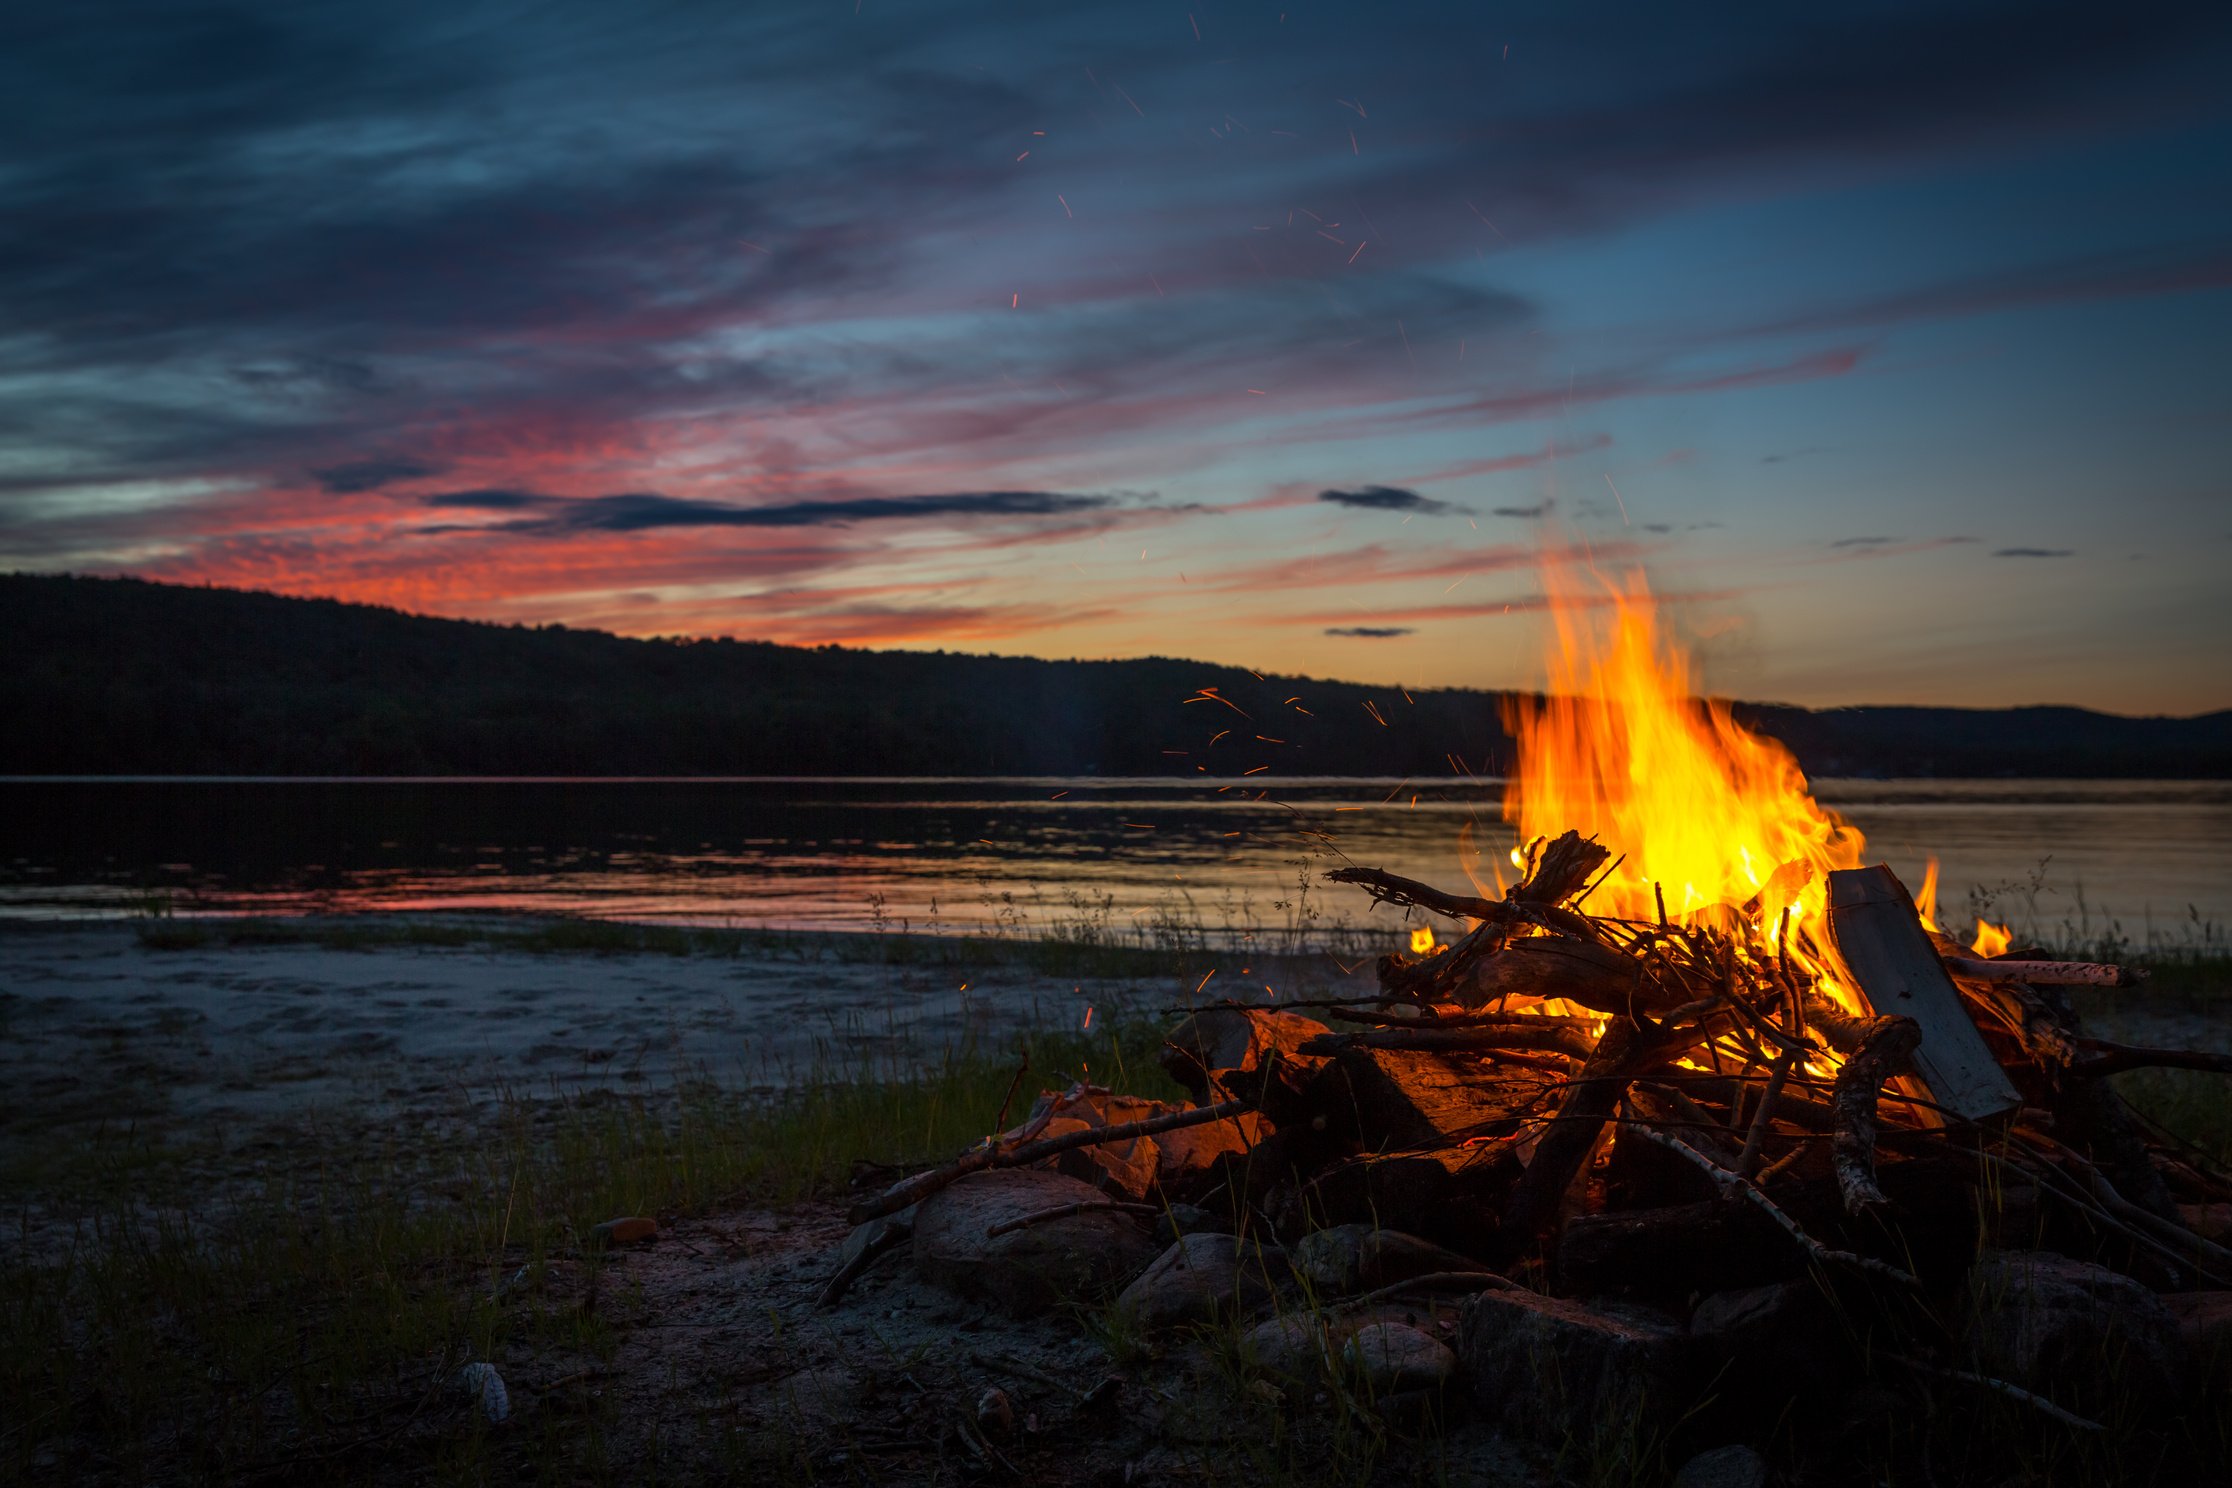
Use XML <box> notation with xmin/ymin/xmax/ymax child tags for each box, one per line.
<box><xmin>3</xmin><ymin>573</ymin><xmax>2226</xmax><ymax>777</ymax></box>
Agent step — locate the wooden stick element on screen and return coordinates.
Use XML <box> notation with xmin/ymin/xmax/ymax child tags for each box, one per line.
<box><xmin>1736</xmin><ymin>1049</ymin><xmax>1798</xmax><ymax>1179</ymax></box>
<box><xmin>1943</xmin><ymin>957</ymin><xmax>2142</xmax><ymax>989</ymax></box>
<box><xmin>1885</xmin><ymin>1355</ymin><xmax>2102</xmax><ymax>1432</ymax></box>
<box><xmin>1336</xmin><ymin>1269</ymin><xmax>1522</xmax><ymax>1310</ymax></box>
<box><xmin>1325</xmin><ymin>864</ymin><xmax>1598</xmax><ymax>941</ymax></box>
<box><xmin>1616</xmin><ymin>1119</ymin><xmax>1919</xmax><ymax>1287</ymax></box>
<box><xmin>984</xmin><ymin>1200</ymin><xmax>1160</xmax><ymax>1238</ymax></box>
<box><xmin>1829</xmin><ymin>1016</ymin><xmax>1921</xmax><ymax>1215</ymax></box>
<box><xmin>848</xmin><ymin>1099</ymin><xmax>1252</xmax><ymax>1224</ymax></box>
<box><xmin>1502</xmin><ymin>1018</ymin><xmax>1652</xmax><ymax>1244</ymax></box>
<box><xmin>1301</xmin><ymin>1024</ymin><xmax>1597</xmax><ymax>1061</ymax></box>
<box><xmin>2064</xmin><ymin>1040</ymin><xmax>2232</xmax><ymax>1078</ymax></box>
<box><xmin>816</xmin><ymin>1221</ymin><xmax>911</xmax><ymax>1308</ymax></box>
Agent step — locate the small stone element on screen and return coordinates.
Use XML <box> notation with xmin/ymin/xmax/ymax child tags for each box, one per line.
<box><xmin>456</xmin><ymin>1361</ymin><xmax>510</xmax><ymax>1423</ymax></box>
<box><xmin>1292</xmin><ymin>1224</ymin><xmax>1374</xmax><ymax>1294</ymax></box>
<box><xmin>975</xmin><ymin>1386</ymin><xmax>1015</xmax><ymax>1437</ymax></box>
<box><xmin>1341</xmin><ymin>1321</ymin><xmax>1458</xmax><ymax>1393</ymax></box>
<box><xmin>1674</xmin><ymin>1444</ymin><xmax>1769</xmax><ymax>1488</ymax></box>
<box><xmin>1242</xmin><ymin>1313</ymin><xmax>1335</xmax><ymax>1381</ymax></box>
<box><xmin>590</xmin><ymin>1216</ymin><xmax>658</xmax><ymax>1247</ymax></box>
<box><xmin>1112</xmin><ymin>1231</ymin><xmax>1290</xmax><ymax>1331</ymax></box>
<box><xmin>1151</xmin><ymin>1203</ymin><xmax>1230</xmax><ymax>1247</ymax></box>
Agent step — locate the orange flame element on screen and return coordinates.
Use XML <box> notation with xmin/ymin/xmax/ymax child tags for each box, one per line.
<box><xmin>1969</xmin><ymin>918</ymin><xmax>2012</xmax><ymax>958</ymax></box>
<box><xmin>1410</xmin><ymin>926</ymin><xmax>1438</xmax><ymax>954</ymax></box>
<box><xmin>1502</xmin><ymin>562</ymin><xmax>1867</xmax><ymax>1009</ymax></box>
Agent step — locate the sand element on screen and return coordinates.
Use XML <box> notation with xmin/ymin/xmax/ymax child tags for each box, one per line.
<box><xmin>0</xmin><ymin>920</ymin><xmax>1366</xmax><ymax>1154</ymax></box>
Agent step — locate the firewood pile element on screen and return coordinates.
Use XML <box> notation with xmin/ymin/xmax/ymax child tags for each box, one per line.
<box><xmin>828</xmin><ymin>832</ymin><xmax>2232</xmax><ymax>1445</ymax></box>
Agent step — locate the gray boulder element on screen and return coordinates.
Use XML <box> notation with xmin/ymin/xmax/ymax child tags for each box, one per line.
<box><xmin>911</xmin><ymin>1169</ymin><xmax>1158</xmax><ymax>1317</ymax></box>
<box><xmin>1460</xmin><ymin>1289</ymin><xmax>1700</xmax><ymax>1439</ymax></box>
<box><xmin>1342</xmin><ymin>1321</ymin><xmax>1459</xmax><ymax>1394</ymax></box>
<box><xmin>1114</xmin><ymin>1231</ymin><xmax>1290</xmax><ymax>1331</ymax></box>
<box><xmin>1960</xmin><ymin>1250</ymin><xmax>2185</xmax><ymax>1404</ymax></box>
<box><xmin>1674</xmin><ymin>1444</ymin><xmax>1769</xmax><ymax>1488</ymax></box>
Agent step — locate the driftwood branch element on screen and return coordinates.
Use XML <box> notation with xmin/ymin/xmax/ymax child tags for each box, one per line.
<box><xmin>984</xmin><ymin>1200</ymin><xmax>1160</xmax><ymax>1238</ymax></box>
<box><xmin>2064</xmin><ymin>1040</ymin><xmax>2232</xmax><ymax>1078</ymax></box>
<box><xmin>816</xmin><ymin>1222</ymin><xmax>910</xmax><ymax>1308</ymax></box>
<box><xmin>1886</xmin><ymin>1354</ymin><xmax>2104</xmax><ymax>1432</ymax></box>
<box><xmin>1302</xmin><ymin>1024</ymin><xmax>1597</xmax><ymax>1061</ymax></box>
<box><xmin>1325</xmin><ymin>865</ymin><xmax>1598</xmax><ymax>941</ymax></box>
<box><xmin>849</xmin><ymin>1099</ymin><xmax>1252</xmax><ymax>1225</ymax></box>
<box><xmin>1942</xmin><ymin>957</ymin><xmax>2143</xmax><ymax>989</ymax></box>
<box><xmin>1616</xmin><ymin>1118</ymin><xmax>1920</xmax><ymax>1287</ymax></box>
<box><xmin>1828</xmin><ymin>1016</ymin><xmax>1921</xmax><ymax>1216</ymax></box>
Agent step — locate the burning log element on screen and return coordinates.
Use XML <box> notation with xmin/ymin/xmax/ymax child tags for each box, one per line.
<box><xmin>1826</xmin><ymin>865</ymin><xmax>2021</xmax><ymax>1126</ymax></box>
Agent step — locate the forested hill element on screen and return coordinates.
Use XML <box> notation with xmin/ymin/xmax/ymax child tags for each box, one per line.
<box><xmin>4</xmin><ymin>573</ymin><xmax>2228</xmax><ymax>778</ymax></box>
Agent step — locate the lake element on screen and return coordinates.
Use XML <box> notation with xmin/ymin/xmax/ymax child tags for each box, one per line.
<box><xmin>3</xmin><ymin>778</ymin><xmax>2227</xmax><ymax>952</ymax></box>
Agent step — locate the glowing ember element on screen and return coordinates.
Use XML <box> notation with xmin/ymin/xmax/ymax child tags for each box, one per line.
<box><xmin>1411</xmin><ymin>926</ymin><xmax>1438</xmax><ymax>954</ymax></box>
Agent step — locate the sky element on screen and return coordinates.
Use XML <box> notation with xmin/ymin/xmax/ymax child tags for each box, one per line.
<box><xmin>4</xmin><ymin>1</ymin><xmax>2230</xmax><ymax>714</ymax></box>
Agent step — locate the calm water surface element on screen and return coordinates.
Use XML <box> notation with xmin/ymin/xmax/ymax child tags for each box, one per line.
<box><xmin>2</xmin><ymin>778</ymin><xmax>2226</xmax><ymax>949</ymax></box>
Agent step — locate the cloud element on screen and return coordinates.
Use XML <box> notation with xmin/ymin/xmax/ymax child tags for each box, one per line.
<box><xmin>1830</xmin><ymin>536</ymin><xmax>1897</xmax><ymax>548</ymax></box>
<box><xmin>1993</xmin><ymin>547</ymin><xmax>2075</xmax><ymax>558</ymax></box>
<box><xmin>1318</xmin><ymin>486</ymin><xmax>1462</xmax><ymax>516</ymax></box>
<box><xmin>312</xmin><ymin>457</ymin><xmax>444</xmax><ymax>494</ymax></box>
<box><xmin>425</xmin><ymin>488</ymin><xmax>548</xmax><ymax>510</ymax></box>
<box><xmin>486</xmin><ymin>490</ymin><xmax>1123</xmax><ymax>535</ymax></box>
<box><xmin>1324</xmin><ymin>626</ymin><xmax>1415</xmax><ymax>638</ymax></box>
<box><xmin>1492</xmin><ymin>503</ymin><xmax>1549</xmax><ymax>519</ymax></box>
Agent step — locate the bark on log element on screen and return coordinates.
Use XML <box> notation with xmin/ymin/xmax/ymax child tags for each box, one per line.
<box><xmin>1301</xmin><ymin>1024</ymin><xmax>1597</xmax><ymax>1061</ymax></box>
<box><xmin>1942</xmin><ymin>957</ymin><xmax>2142</xmax><ymax>989</ymax></box>
<box><xmin>1501</xmin><ymin>1018</ymin><xmax>1653</xmax><ymax>1245</ymax></box>
<box><xmin>1828</xmin><ymin>1016</ymin><xmax>1921</xmax><ymax>1216</ymax></box>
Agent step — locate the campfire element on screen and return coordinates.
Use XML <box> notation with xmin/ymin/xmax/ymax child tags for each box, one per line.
<box><xmin>826</xmin><ymin>562</ymin><xmax>2232</xmax><ymax>1447</ymax></box>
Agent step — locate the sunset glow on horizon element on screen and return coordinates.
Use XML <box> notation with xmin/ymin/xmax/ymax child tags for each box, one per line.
<box><xmin>4</xmin><ymin>2</ymin><xmax>2229</xmax><ymax>713</ymax></box>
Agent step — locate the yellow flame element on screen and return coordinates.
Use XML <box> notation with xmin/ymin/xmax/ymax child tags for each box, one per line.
<box><xmin>1970</xmin><ymin>918</ymin><xmax>2012</xmax><ymax>958</ymax></box>
<box><xmin>1410</xmin><ymin>926</ymin><xmax>1437</xmax><ymax>954</ymax></box>
<box><xmin>1502</xmin><ymin>560</ymin><xmax>1867</xmax><ymax>1009</ymax></box>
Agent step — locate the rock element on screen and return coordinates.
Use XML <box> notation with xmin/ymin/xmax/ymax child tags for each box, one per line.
<box><xmin>1159</xmin><ymin>1007</ymin><xmax>1333</xmax><ymax>1104</ymax></box>
<box><xmin>2163</xmin><ymin>1291</ymin><xmax>2232</xmax><ymax>1357</ymax></box>
<box><xmin>1152</xmin><ymin>1107</ymin><xmax>1269</xmax><ymax>1198</ymax></box>
<box><xmin>975</xmin><ymin>1386</ymin><xmax>1015</xmax><ymax>1437</ymax></box>
<box><xmin>1674</xmin><ymin>1444</ymin><xmax>1769</xmax><ymax>1488</ymax></box>
<box><xmin>912</xmin><ymin>1169</ymin><xmax>1159</xmax><ymax>1317</ymax></box>
<box><xmin>590</xmin><ymin>1216</ymin><xmax>658</xmax><ymax>1247</ymax></box>
<box><xmin>1293</xmin><ymin>1224</ymin><xmax>1374</xmax><ymax>1294</ymax></box>
<box><xmin>1242</xmin><ymin>1313</ymin><xmax>1337</xmax><ymax>1381</ymax></box>
<box><xmin>1342</xmin><ymin>1321</ymin><xmax>1458</xmax><ymax>1394</ymax></box>
<box><xmin>1113</xmin><ymin>1231</ymin><xmax>1290</xmax><ymax>1331</ymax></box>
<box><xmin>456</xmin><ymin>1362</ymin><xmax>510</xmax><ymax>1423</ymax></box>
<box><xmin>837</xmin><ymin>1205</ymin><xmax>915</xmax><ymax>1266</ymax></box>
<box><xmin>1459</xmin><ymin>1289</ymin><xmax>1700</xmax><ymax>1439</ymax></box>
<box><xmin>1959</xmin><ymin>1250</ymin><xmax>2186</xmax><ymax>1405</ymax></box>
<box><xmin>1361</xmin><ymin>1229</ymin><xmax>1494</xmax><ymax>1288</ymax></box>
<box><xmin>1151</xmin><ymin>1203</ymin><xmax>1231</xmax><ymax>1247</ymax></box>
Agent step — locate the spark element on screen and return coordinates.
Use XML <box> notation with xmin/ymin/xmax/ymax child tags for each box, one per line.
<box><xmin>1011</xmin><ymin>292</ymin><xmax>1019</xmax><ymax>308</ymax></box>
<box><xmin>1247</xmin><ymin>387</ymin><xmax>1266</xmax><ymax>395</ymax></box>
<box><xmin>1058</xmin><ymin>193</ymin><xmax>1072</xmax><ymax>217</ymax></box>
<box><xmin>1604</xmin><ymin>473</ymin><xmax>1631</xmax><ymax>526</ymax></box>
<box><xmin>1194</xmin><ymin>969</ymin><xmax>1216</xmax><ymax>996</ymax></box>
<box><xmin>1397</xmin><ymin>319</ymin><xmax>1414</xmax><ymax>367</ymax></box>
<box><xmin>1464</xmin><ymin>199</ymin><xmax>1507</xmax><ymax>239</ymax></box>
<box><xmin>1049</xmin><ymin>790</ymin><xmax>1068</xmax><ymax>799</ymax></box>
<box><xmin>1083</xmin><ymin>1006</ymin><xmax>1095</xmax><ymax>1028</ymax></box>
<box><xmin>1349</xmin><ymin>128</ymin><xmax>1359</xmax><ymax>155</ymax></box>
<box><xmin>1189</xmin><ymin>13</ymin><xmax>1200</xmax><ymax>40</ymax></box>
<box><xmin>1335</xmin><ymin>98</ymin><xmax>1366</xmax><ymax>117</ymax></box>
<box><xmin>1347</xmin><ymin>240</ymin><xmax>1368</xmax><ymax>265</ymax></box>
<box><xmin>1015</xmin><ymin>150</ymin><xmax>1030</xmax><ymax>162</ymax></box>
<box><xmin>1115</xmin><ymin>83</ymin><xmax>1143</xmax><ymax>116</ymax></box>
<box><xmin>738</xmin><ymin>239</ymin><xmax>770</xmax><ymax>255</ymax></box>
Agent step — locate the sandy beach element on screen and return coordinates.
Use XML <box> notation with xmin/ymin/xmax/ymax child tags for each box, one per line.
<box><xmin>0</xmin><ymin>920</ymin><xmax>1367</xmax><ymax>1155</ymax></box>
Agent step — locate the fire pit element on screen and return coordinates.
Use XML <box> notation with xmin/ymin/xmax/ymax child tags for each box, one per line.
<box><xmin>823</xmin><ymin>567</ymin><xmax>2232</xmax><ymax>1456</ymax></box>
